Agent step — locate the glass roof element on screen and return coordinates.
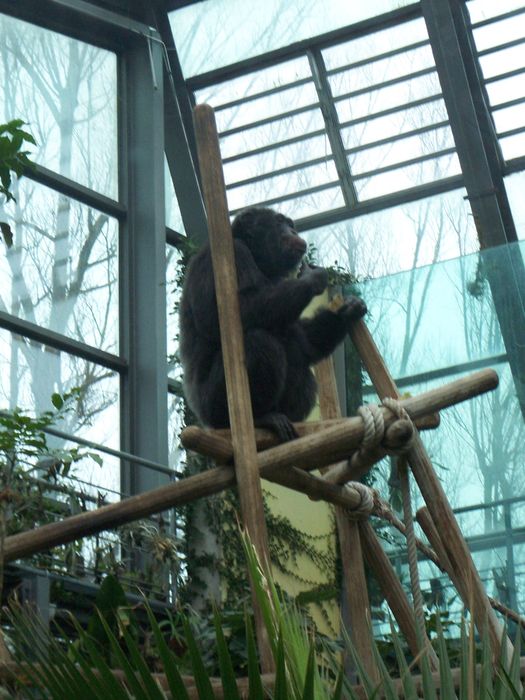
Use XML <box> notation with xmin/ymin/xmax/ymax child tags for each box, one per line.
<box><xmin>170</xmin><ymin>0</ymin><xmax>414</xmax><ymax>77</ymax></box>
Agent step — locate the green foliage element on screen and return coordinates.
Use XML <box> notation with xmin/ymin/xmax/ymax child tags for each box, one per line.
<box><xmin>0</xmin><ymin>390</ymin><xmax>104</xmax><ymax>598</ymax></box>
<box><xmin>4</xmin><ymin>534</ymin><xmax>525</xmax><ymax>699</ymax></box>
<box><xmin>0</xmin><ymin>119</ymin><xmax>36</xmax><ymax>249</ymax></box>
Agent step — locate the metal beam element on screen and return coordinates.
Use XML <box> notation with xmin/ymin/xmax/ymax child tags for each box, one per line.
<box><xmin>422</xmin><ymin>0</ymin><xmax>525</xmax><ymax>420</ymax></box>
<box><xmin>0</xmin><ymin>0</ymin><xmax>156</xmax><ymax>52</ymax></box>
<box><xmin>185</xmin><ymin>3</ymin><xmax>422</xmax><ymax>90</ymax></box>
<box><xmin>308</xmin><ymin>49</ymin><xmax>357</xmax><ymax>208</ymax></box>
<box><xmin>119</xmin><ymin>34</ymin><xmax>169</xmax><ymax>497</ymax></box>
<box><xmin>0</xmin><ymin>311</ymin><xmax>126</xmax><ymax>371</ymax></box>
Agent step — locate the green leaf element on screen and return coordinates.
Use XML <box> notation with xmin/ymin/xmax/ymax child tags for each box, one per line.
<box><xmin>213</xmin><ymin>607</ymin><xmax>241</xmax><ymax>700</ymax></box>
<box><xmin>273</xmin><ymin>631</ymin><xmax>289</xmax><ymax>700</ymax></box>
<box><xmin>245</xmin><ymin>611</ymin><xmax>265</xmax><ymax>700</ymax></box>
<box><xmin>389</xmin><ymin>620</ymin><xmax>418</xmax><ymax>700</ymax></box>
<box><xmin>88</xmin><ymin>451</ymin><xmax>104</xmax><ymax>467</ymax></box>
<box><xmin>96</xmin><ymin>612</ymin><xmax>149</xmax><ymax>699</ymax></box>
<box><xmin>51</xmin><ymin>392</ymin><xmax>64</xmax><ymax>410</ymax></box>
<box><xmin>301</xmin><ymin>644</ymin><xmax>316</xmax><ymax>700</ymax></box>
<box><xmin>121</xmin><ymin>624</ymin><xmax>166</xmax><ymax>700</ymax></box>
<box><xmin>435</xmin><ymin>613</ymin><xmax>458</xmax><ymax>700</ymax></box>
<box><xmin>0</xmin><ymin>221</ymin><xmax>13</xmax><ymax>248</ymax></box>
<box><xmin>183</xmin><ymin>617</ymin><xmax>216</xmax><ymax>700</ymax></box>
<box><xmin>68</xmin><ymin>616</ymin><xmax>129</xmax><ymax>700</ymax></box>
<box><xmin>145</xmin><ymin>603</ymin><xmax>190</xmax><ymax>700</ymax></box>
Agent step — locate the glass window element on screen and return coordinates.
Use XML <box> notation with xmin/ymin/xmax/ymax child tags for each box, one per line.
<box><xmin>340</xmin><ymin>99</ymin><xmax>450</xmax><ymax>149</ymax></box>
<box><xmin>0</xmin><ymin>13</ymin><xmax>118</xmax><ymax>198</ymax></box>
<box><xmin>219</xmin><ymin>108</ymin><xmax>326</xmax><ymax>160</ymax></box>
<box><xmin>166</xmin><ymin>244</ymin><xmax>183</xmax><ymax>381</ymax></box>
<box><xmin>304</xmin><ymin>188</ymin><xmax>478</xmax><ymax>279</ymax></box>
<box><xmin>468</xmin><ymin>0</ymin><xmax>525</xmax><ymax>23</ymax></box>
<box><xmin>469</xmin><ymin>4</ymin><xmax>525</xmax><ymax>161</ymax></box>
<box><xmin>227</xmin><ymin>160</ymin><xmax>339</xmax><ymax>211</ymax></box>
<box><xmin>171</xmin><ymin>0</ymin><xmax>414</xmax><ymax>78</ymax></box>
<box><xmin>349</xmin><ymin>126</ymin><xmax>456</xmax><ymax>176</ymax></box>
<box><xmin>0</xmin><ymin>328</ymin><xmax>120</xmax><ymax>492</ymax></box>
<box><xmin>355</xmin><ymin>152</ymin><xmax>461</xmax><ymax>199</ymax></box>
<box><xmin>0</xmin><ymin>179</ymin><xmax>119</xmax><ymax>352</ymax></box>
<box><xmin>165</xmin><ymin>157</ymin><xmax>186</xmax><ymax>235</ymax></box>
<box><xmin>223</xmin><ymin>134</ymin><xmax>332</xmax><ymax>183</ymax></box>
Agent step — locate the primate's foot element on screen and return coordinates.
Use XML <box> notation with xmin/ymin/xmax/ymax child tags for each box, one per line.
<box><xmin>255</xmin><ymin>412</ymin><xmax>298</xmax><ymax>442</ymax></box>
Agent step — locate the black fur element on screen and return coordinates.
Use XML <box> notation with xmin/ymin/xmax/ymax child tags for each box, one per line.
<box><xmin>180</xmin><ymin>207</ymin><xmax>366</xmax><ymax>442</ymax></box>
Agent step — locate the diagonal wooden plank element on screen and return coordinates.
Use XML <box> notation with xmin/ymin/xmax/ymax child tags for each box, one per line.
<box><xmin>192</xmin><ymin>104</ymin><xmax>273</xmax><ymax>673</ymax></box>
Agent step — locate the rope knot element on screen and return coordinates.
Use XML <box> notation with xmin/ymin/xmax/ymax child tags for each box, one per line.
<box><xmin>346</xmin><ymin>481</ymin><xmax>375</xmax><ymax>519</ymax></box>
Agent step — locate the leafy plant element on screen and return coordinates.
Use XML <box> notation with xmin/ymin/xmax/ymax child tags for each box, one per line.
<box><xmin>0</xmin><ymin>390</ymin><xmax>102</xmax><ymax>601</ymax></box>
<box><xmin>0</xmin><ymin>118</ymin><xmax>36</xmax><ymax>248</ymax></box>
<box><xmin>3</xmin><ymin>529</ymin><xmax>525</xmax><ymax>699</ymax></box>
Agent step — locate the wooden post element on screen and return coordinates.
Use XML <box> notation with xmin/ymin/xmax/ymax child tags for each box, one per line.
<box><xmin>348</xmin><ymin>319</ymin><xmax>512</xmax><ymax>659</ymax></box>
<box><xmin>193</xmin><ymin>104</ymin><xmax>273</xmax><ymax>672</ymax></box>
<box><xmin>359</xmin><ymin>520</ymin><xmax>439</xmax><ymax>669</ymax></box>
<box><xmin>315</xmin><ymin>358</ymin><xmax>379</xmax><ymax>684</ymax></box>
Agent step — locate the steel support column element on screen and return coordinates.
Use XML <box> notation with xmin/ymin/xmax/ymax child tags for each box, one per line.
<box><xmin>423</xmin><ymin>0</ymin><xmax>525</xmax><ymax>417</ymax></box>
<box><xmin>120</xmin><ymin>34</ymin><xmax>169</xmax><ymax>496</ymax></box>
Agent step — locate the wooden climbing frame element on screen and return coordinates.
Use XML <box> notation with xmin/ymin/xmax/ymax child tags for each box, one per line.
<box><xmin>1</xmin><ymin>103</ymin><xmax>519</xmax><ymax>684</ymax></box>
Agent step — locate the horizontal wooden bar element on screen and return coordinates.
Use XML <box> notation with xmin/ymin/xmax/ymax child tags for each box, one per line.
<box><xmin>4</xmin><ymin>369</ymin><xmax>498</xmax><ymax>562</ymax></box>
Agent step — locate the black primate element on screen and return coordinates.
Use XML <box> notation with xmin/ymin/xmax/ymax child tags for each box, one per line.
<box><xmin>179</xmin><ymin>207</ymin><xmax>366</xmax><ymax>442</ymax></box>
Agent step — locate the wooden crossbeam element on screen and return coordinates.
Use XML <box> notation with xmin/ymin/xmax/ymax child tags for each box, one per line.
<box><xmin>4</xmin><ymin>369</ymin><xmax>497</xmax><ymax>564</ymax></box>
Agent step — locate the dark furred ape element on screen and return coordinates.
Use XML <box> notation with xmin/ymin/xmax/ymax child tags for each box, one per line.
<box><xmin>180</xmin><ymin>207</ymin><xmax>367</xmax><ymax>442</ymax></box>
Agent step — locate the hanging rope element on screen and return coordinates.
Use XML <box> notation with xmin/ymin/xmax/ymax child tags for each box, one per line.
<box><xmin>398</xmin><ymin>459</ymin><xmax>427</xmax><ymax>646</ymax></box>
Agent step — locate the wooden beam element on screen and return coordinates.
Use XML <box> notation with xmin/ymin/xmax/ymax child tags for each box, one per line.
<box><xmin>349</xmin><ymin>319</ymin><xmax>512</xmax><ymax>660</ymax></box>
<box><xmin>3</xmin><ymin>369</ymin><xmax>498</xmax><ymax>563</ymax></box>
<box><xmin>315</xmin><ymin>357</ymin><xmax>379</xmax><ymax>684</ymax></box>
<box><xmin>193</xmin><ymin>104</ymin><xmax>273</xmax><ymax>672</ymax></box>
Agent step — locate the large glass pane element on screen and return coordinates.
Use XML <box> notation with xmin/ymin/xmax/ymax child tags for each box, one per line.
<box><xmin>0</xmin><ymin>179</ymin><xmax>119</xmax><ymax>352</ymax></box>
<box><xmin>355</xmin><ymin>152</ymin><xmax>461</xmax><ymax>199</ymax></box>
<box><xmin>166</xmin><ymin>244</ymin><xmax>183</xmax><ymax>381</ymax></box>
<box><xmin>219</xmin><ymin>109</ymin><xmax>325</xmax><ymax>160</ymax></box>
<box><xmin>171</xmin><ymin>0</ymin><xmax>413</xmax><ymax>78</ymax></box>
<box><xmin>327</xmin><ymin>44</ymin><xmax>435</xmax><ymax>94</ymax></box>
<box><xmin>227</xmin><ymin>160</ymin><xmax>338</xmax><ymax>211</ymax></box>
<box><xmin>341</xmin><ymin>99</ymin><xmax>450</xmax><ymax>150</ymax></box>
<box><xmin>349</xmin><ymin>126</ymin><xmax>456</xmax><ymax>176</ymax></box>
<box><xmin>0</xmin><ymin>13</ymin><xmax>118</xmax><ymax>198</ymax></box>
<box><xmin>223</xmin><ymin>134</ymin><xmax>332</xmax><ymax>183</ymax></box>
<box><xmin>350</xmin><ymin>241</ymin><xmax>525</xmax><ymax>626</ymax></box>
<box><xmin>304</xmin><ymin>188</ymin><xmax>477</xmax><ymax>278</ymax></box>
<box><xmin>469</xmin><ymin>4</ymin><xmax>525</xmax><ymax>161</ymax></box>
<box><xmin>0</xmin><ymin>328</ymin><xmax>120</xmax><ymax>493</ymax></box>
<box><xmin>468</xmin><ymin>0</ymin><xmax>525</xmax><ymax>22</ymax></box>
<box><xmin>335</xmin><ymin>73</ymin><xmax>442</xmax><ymax>124</ymax></box>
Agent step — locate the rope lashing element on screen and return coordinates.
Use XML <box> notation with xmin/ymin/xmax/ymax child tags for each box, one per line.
<box><xmin>349</xmin><ymin>398</ymin><xmax>415</xmax><ymax>471</ymax></box>
<box><xmin>345</xmin><ymin>480</ymin><xmax>375</xmax><ymax>519</ymax></box>
<box><xmin>339</xmin><ymin>398</ymin><xmax>418</xmax><ymax>517</ymax></box>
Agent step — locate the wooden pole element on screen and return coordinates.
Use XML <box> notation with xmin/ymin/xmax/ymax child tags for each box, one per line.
<box><xmin>315</xmin><ymin>358</ymin><xmax>379</xmax><ymax>684</ymax></box>
<box><xmin>359</xmin><ymin>520</ymin><xmax>436</xmax><ymax>668</ymax></box>
<box><xmin>348</xmin><ymin>319</ymin><xmax>512</xmax><ymax>659</ymax></box>
<box><xmin>193</xmin><ymin>104</ymin><xmax>273</xmax><ymax>672</ymax></box>
<box><xmin>416</xmin><ymin>506</ymin><xmax>467</xmax><ymax>600</ymax></box>
<box><xmin>4</xmin><ymin>369</ymin><xmax>498</xmax><ymax>562</ymax></box>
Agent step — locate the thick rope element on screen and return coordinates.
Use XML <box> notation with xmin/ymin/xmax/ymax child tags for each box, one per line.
<box><xmin>398</xmin><ymin>460</ymin><xmax>427</xmax><ymax>647</ymax></box>
<box><xmin>344</xmin><ymin>399</ymin><xmax>414</xmax><ymax>518</ymax></box>
<box><xmin>354</xmin><ymin>399</ymin><xmax>426</xmax><ymax>644</ymax></box>
<box><xmin>345</xmin><ymin>481</ymin><xmax>375</xmax><ymax>519</ymax></box>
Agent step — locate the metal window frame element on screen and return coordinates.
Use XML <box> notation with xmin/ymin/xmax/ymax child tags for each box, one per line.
<box><xmin>0</xmin><ymin>1</ymin><xmax>173</xmax><ymax>499</ymax></box>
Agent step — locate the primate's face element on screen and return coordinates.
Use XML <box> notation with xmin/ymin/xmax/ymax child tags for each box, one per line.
<box><xmin>232</xmin><ymin>207</ymin><xmax>306</xmax><ymax>279</ymax></box>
